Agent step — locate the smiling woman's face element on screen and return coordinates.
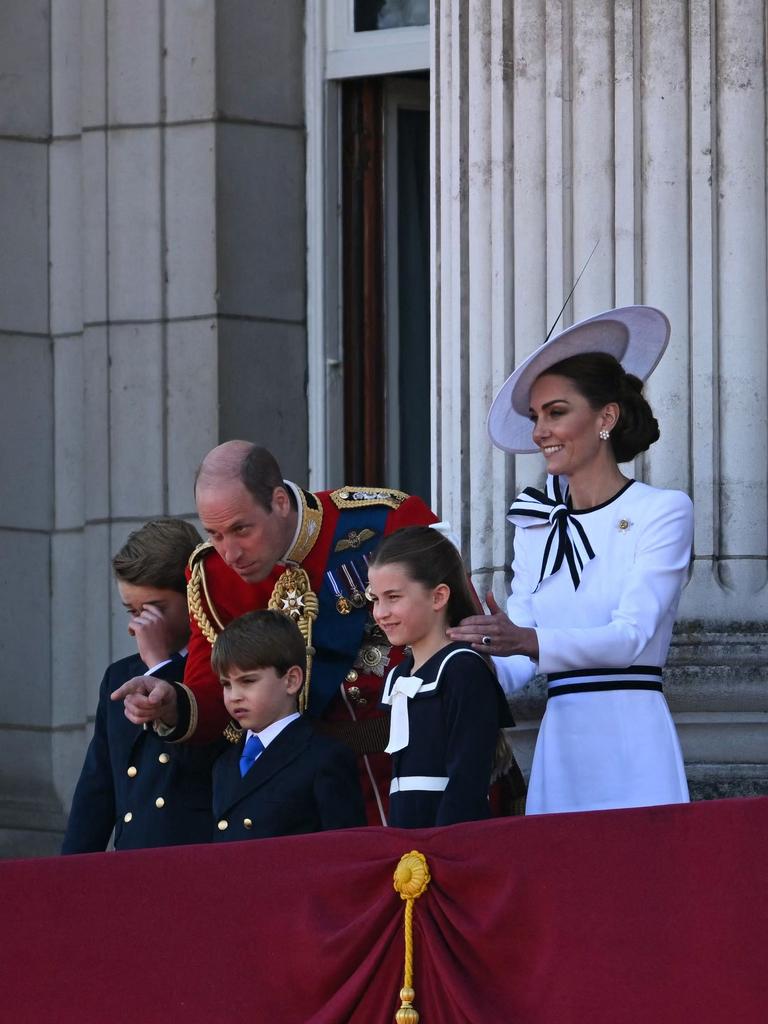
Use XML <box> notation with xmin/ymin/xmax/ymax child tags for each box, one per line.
<box><xmin>528</xmin><ymin>373</ymin><xmax>614</xmax><ymax>478</ymax></box>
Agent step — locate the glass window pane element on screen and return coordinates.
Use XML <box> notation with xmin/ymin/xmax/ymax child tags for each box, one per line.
<box><xmin>395</xmin><ymin>106</ymin><xmax>431</xmax><ymax>503</ymax></box>
<box><xmin>354</xmin><ymin>0</ymin><xmax>429</xmax><ymax>32</ymax></box>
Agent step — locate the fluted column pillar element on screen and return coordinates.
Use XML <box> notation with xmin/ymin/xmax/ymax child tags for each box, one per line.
<box><xmin>431</xmin><ymin>0</ymin><xmax>768</xmax><ymax>795</ymax></box>
<box><xmin>431</xmin><ymin>0</ymin><xmax>768</xmax><ymax>620</ymax></box>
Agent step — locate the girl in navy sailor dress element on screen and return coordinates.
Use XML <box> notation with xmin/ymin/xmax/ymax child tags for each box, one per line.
<box><xmin>367</xmin><ymin>526</ymin><xmax>512</xmax><ymax>829</ymax></box>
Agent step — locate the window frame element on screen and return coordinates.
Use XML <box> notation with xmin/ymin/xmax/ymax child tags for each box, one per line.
<box><xmin>305</xmin><ymin>2</ymin><xmax>430</xmax><ymax>490</ymax></box>
<box><xmin>326</xmin><ymin>1</ymin><xmax>429</xmax><ymax>79</ymax></box>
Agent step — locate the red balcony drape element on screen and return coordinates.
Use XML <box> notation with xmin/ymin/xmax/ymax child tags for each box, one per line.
<box><xmin>2</xmin><ymin>797</ymin><xmax>766</xmax><ymax>1023</ymax></box>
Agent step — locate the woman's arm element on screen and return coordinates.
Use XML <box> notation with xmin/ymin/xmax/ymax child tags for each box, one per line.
<box><xmin>447</xmin><ymin>531</ymin><xmax>539</xmax><ymax>694</ymax></box>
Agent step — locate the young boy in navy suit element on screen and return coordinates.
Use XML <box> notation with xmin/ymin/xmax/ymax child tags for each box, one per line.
<box><xmin>62</xmin><ymin>519</ymin><xmax>215</xmax><ymax>853</ymax></box>
<box><xmin>211</xmin><ymin>610</ymin><xmax>366</xmax><ymax>841</ymax></box>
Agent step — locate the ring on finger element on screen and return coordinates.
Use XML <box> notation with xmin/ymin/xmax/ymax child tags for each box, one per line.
<box><xmin>481</xmin><ymin>635</ymin><xmax>492</xmax><ymax>647</ymax></box>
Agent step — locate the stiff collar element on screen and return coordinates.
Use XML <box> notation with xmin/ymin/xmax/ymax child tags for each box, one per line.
<box><xmin>246</xmin><ymin>712</ymin><xmax>301</xmax><ymax>751</ymax></box>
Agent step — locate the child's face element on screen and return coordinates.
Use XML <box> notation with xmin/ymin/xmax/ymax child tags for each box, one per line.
<box><xmin>368</xmin><ymin>563</ymin><xmax>446</xmax><ymax>649</ymax></box>
<box><xmin>219</xmin><ymin>664</ymin><xmax>302</xmax><ymax>733</ymax></box>
<box><xmin>116</xmin><ymin>582</ymin><xmax>190</xmax><ymax>653</ymax></box>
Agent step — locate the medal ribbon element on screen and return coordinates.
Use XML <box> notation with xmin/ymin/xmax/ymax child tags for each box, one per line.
<box><xmin>307</xmin><ymin>505</ymin><xmax>389</xmax><ymax>717</ymax></box>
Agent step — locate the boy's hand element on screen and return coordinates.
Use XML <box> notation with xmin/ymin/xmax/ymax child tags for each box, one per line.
<box><xmin>110</xmin><ymin>677</ymin><xmax>179</xmax><ymax>728</ymax></box>
<box><xmin>128</xmin><ymin>604</ymin><xmax>175</xmax><ymax>669</ymax></box>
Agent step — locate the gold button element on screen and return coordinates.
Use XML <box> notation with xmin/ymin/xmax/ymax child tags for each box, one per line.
<box><xmin>158</xmin><ymin>753</ymin><xmax>170</xmax><ymax>764</ymax></box>
<box><xmin>243</xmin><ymin>818</ymin><xmax>253</xmax><ymax>829</ymax></box>
<box><xmin>345</xmin><ymin>669</ymin><xmax>359</xmax><ymax>683</ymax></box>
<box><xmin>346</xmin><ymin>685</ymin><xmax>368</xmax><ymax>706</ymax></box>
<box><xmin>618</xmin><ymin>519</ymin><xmax>630</xmax><ymax>531</ymax></box>
<box><xmin>124</xmin><ymin>812</ymin><xmax>132</xmax><ymax>823</ymax></box>
<box><xmin>217</xmin><ymin>820</ymin><xmax>228</xmax><ymax>831</ymax></box>
<box><xmin>155</xmin><ymin>797</ymin><xmax>165</xmax><ymax>809</ymax></box>
<box><xmin>127</xmin><ymin>766</ymin><xmax>137</xmax><ymax>778</ymax></box>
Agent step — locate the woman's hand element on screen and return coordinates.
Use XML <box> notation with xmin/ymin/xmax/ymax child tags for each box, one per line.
<box><xmin>446</xmin><ymin>592</ymin><xmax>539</xmax><ymax>660</ymax></box>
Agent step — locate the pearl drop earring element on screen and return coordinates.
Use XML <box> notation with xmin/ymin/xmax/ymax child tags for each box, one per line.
<box><xmin>599</xmin><ymin>429</ymin><xmax>610</xmax><ymax>441</ymax></box>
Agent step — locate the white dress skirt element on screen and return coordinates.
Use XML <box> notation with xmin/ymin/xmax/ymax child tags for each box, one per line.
<box><xmin>494</xmin><ymin>477</ymin><xmax>693</xmax><ymax>815</ymax></box>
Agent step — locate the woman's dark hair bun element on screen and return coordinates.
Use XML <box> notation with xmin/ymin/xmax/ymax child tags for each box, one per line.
<box><xmin>541</xmin><ymin>352</ymin><xmax>660</xmax><ymax>462</ymax></box>
<box><xmin>612</xmin><ymin>370</ymin><xmax>659</xmax><ymax>462</ymax></box>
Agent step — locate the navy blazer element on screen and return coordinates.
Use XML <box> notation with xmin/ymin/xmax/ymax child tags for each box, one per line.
<box><xmin>212</xmin><ymin>716</ymin><xmax>366</xmax><ymax>842</ymax></box>
<box><xmin>62</xmin><ymin>652</ymin><xmax>216</xmax><ymax>853</ymax></box>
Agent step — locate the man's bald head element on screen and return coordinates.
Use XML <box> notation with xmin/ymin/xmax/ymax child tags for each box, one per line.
<box><xmin>195</xmin><ymin>442</ymin><xmax>286</xmax><ymax>512</ymax></box>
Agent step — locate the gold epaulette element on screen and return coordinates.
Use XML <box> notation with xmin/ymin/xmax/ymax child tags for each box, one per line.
<box><xmin>187</xmin><ymin>541</ymin><xmax>224</xmax><ymax>645</ymax></box>
<box><xmin>330</xmin><ymin>486</ymin><xmax>409</xmax><ymax>510</ymax></box>
<box><xmin>188</xmin><ymin>539</ymin><xmax>214</xmax><ymax>570</ymax></box>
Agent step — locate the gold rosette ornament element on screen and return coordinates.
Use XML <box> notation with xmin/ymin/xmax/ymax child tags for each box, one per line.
<box><xmin>392</xmin><ymin>851</ymin><xmax>431</xmax><ymax>1023</ymax></box>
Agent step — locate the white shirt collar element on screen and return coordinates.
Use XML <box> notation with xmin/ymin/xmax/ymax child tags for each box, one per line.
<box><xmin>247</xmin><ymin>712</ymin><xmax>301</xmax><ymax>750</ymax></box>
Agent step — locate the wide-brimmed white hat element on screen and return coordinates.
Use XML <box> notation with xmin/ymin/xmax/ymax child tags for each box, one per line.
<box><xmin>486</xmin><ymin>305</ymin><xmax>670</xmax><ymax>454</ymax></box>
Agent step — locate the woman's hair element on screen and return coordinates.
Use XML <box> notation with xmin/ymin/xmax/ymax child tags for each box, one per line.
<box><xmin>540</xmin><ymin>351</ymin><xmax>660</xmax><ymax>462</ymax></box>
<box><xmin>367</xmin><ymin>526</ymin><xmax>479</xmax><ymax>627</ymax></box>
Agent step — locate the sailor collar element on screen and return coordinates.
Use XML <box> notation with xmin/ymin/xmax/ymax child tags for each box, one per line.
<box><xmin>281</xmin><ymin>481</ymin><xmax>324</xmax><ymax>565</ymax></box>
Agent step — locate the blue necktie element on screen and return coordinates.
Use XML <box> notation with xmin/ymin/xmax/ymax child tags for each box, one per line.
<box><xmin>239</xmin><ymin>734</ymin><xmax>265</xmax><ymax>777</ymax></box>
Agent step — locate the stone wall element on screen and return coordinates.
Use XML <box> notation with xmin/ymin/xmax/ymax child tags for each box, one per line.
<box><xmin>0</xmin><ymin>0</ymin><xmax>307</xmax><ymax>857</ymax></box>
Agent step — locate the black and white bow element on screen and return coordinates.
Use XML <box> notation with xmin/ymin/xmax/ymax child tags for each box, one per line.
<box><xmin>506</xmin><ymin>476</ymin><xmax>595</xmax><ymax>591</ymax></box>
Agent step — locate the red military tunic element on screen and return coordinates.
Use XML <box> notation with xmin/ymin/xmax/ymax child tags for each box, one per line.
<box><xmin>173</xmin><ymin>483</ymin><xmax>437</xmax><ymax>824</ymax></box>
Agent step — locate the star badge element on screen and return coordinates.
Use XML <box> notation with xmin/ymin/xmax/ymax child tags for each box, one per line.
<box><xmin>281</xmin><ymin>588</ymin><xmax>305</xmax><ymax>617</ymax></box>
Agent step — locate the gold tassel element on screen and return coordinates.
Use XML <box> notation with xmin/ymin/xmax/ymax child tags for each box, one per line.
<box><xmin>392</xmin><ymin>851</ymin><xmax>431</xmax><ymax>1023</ymax></box>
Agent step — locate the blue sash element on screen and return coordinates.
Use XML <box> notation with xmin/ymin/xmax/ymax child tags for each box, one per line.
<box><xmin>306</xmin><ymin>505</ymin><xmax>388</xmax><ymax>718</ymax></box>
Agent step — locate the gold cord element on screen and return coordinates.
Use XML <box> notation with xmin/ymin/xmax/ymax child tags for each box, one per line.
<box><xmin>392</xmin><ymin>851</ymin><xmax>431</xmax><ymax>1023</ymax></box>
<box><xmin>187</xmin><ymin>562</ymin><xmax>218</xmax><ymax>645</ymax></box>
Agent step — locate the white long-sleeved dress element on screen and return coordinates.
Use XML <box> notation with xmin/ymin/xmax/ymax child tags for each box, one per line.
<box><xmin>494</xmin><ymin>478</ymin><xmax>693</xmax><ymax>815</ymax></box>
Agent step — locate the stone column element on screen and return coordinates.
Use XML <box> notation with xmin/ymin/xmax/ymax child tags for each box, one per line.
<box><xmin>0</xmin><ymin>1</ymin><xmax>78</xmax><ymax>856</ymax></box>
<box><xmin>79</xmin><ymin>0</ymin><xmax>220</xmax><ymax>780</ymax></box>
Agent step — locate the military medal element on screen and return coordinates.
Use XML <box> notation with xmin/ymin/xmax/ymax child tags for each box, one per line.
<box><xmin>326</xmin><ymin>570</ymin><xmax>352</xmax><ymax>615</ymax></box>
<box><xmin>341</xmin><ymin>563</ymin><xmax>366</xmax><ymax>609</ymax></box>
<box><xmin>360</xmin><ymin>645</ymin><xmax>384</xmax><ymax>671</ymax></box>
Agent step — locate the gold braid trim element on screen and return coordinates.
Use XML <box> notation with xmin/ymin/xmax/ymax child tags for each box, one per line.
<box><xmin>393</xmin><ymin>851</ymin><xmax>431</xmax><ymax>1023</ymax></box>
<box><xmin>268</xmin><ymin>567</ymin><xmax>318</xmax><ymax>713</ymax></box>
<box><xmin>283</xmin><ymin>486</ymin><xmax>324</xmax><ymax>564</ymax></box>
<box><xmin>330</xmin><ymin>486</ymin><xmax>409</xmax><ymax>510</ymax></box>
<box><xmin>184</xmin><ymin>544</ymin><xmax>244</xmax><ymax>744</ymax></box>
<box><xmin>156</xmin><ymin>683</ymin><xmax>199</xmax><ymax>744</ymax></box>
<box><xmin>187</xmin><ymin>543</ymin><xmax>223</xmax><ymax>646</ymax></box>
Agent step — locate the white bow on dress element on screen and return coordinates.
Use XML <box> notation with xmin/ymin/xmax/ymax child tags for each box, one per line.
<box><xmin>382</xmin><ymin>675</ymin><xmax>424</xmax><ymax>753</ymax></box>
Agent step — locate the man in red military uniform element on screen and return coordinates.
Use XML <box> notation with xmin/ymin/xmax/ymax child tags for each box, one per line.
<box><xmin>113</xmin><ymin>441</ymin><xmax>437</xmax><ymax>824</ymax></box>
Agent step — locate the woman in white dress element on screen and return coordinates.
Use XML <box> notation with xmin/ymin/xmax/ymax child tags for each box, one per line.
<box><xmin>448</xmin><ymin>306</ymin><xmax>693</xmax><ymax>815</ymax></box>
